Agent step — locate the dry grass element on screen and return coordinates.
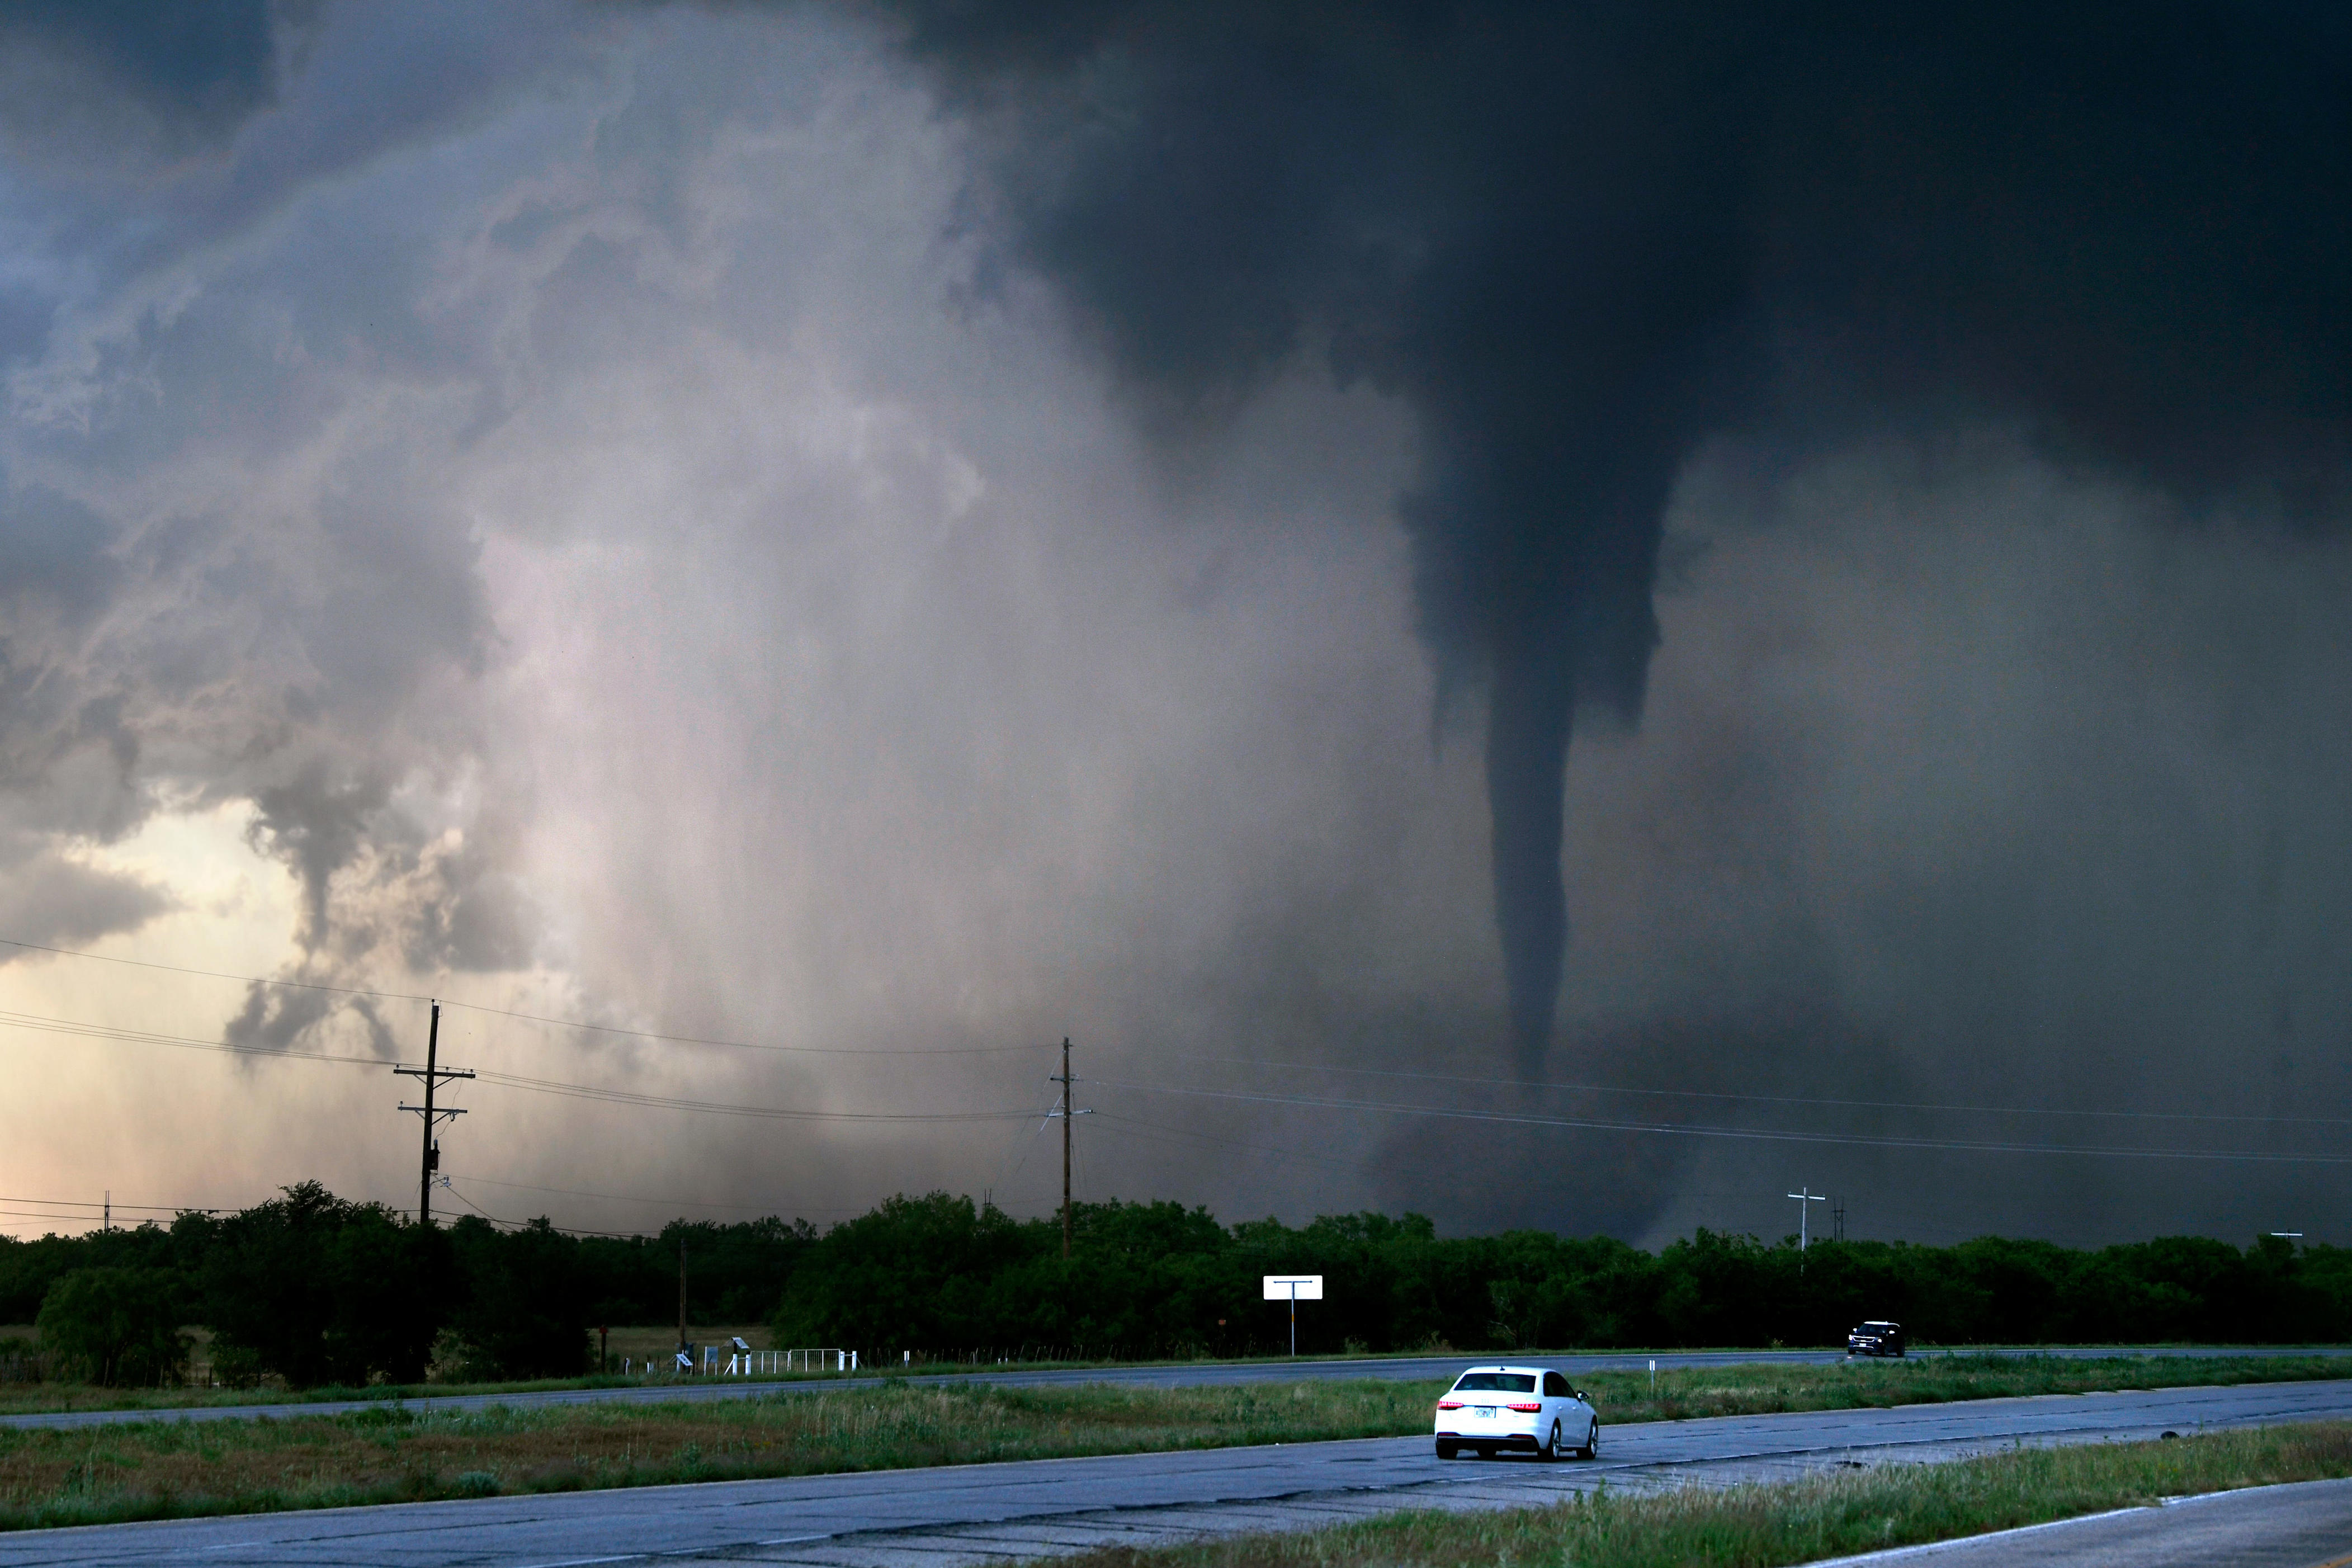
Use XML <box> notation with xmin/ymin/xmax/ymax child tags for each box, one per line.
<box><xmin>1031</xmin><ymin>1421</ymin><xmax>2352</xmax><ymax>1568</ymax></box>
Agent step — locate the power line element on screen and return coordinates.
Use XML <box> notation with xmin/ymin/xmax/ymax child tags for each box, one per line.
<box><xmin>1100</xmin><ymin>1044</ymin><xmax>2352</xmax><ymax>1130</ymax></box>
<box><xmin>439</xmin><ymin>1182</ymin><xmax>649</xmax><ymax>1240</ymax></box>
<box><xmin>440</xmin><ymin>998</ymin><xmax>1046</xmax><ymax>1059</ymax></box>
<box><xmin>0</xmin><ymin>1008</ymin><xmax>385</xmax><ymax>1069</ymax></box>
<box><xmin>1090</xmin><ymin>1109</ymin><xmax>1355</xmax><ymax>1174</ymax></box>
<box><xmin>1092</xmin><ymin>1078</ymin><xmax>2352</xmax><ymax>1165</ymax></box>
<box><xmin>0</xmin><ymin>935</ymin><xmax>1045</xmax><ymax>1058</ymax></box>
<box><xmin>12</xmin><ymin>932</ymin><xmax>2335</xmax><ymax>1125</ymax></box>
<box><xmin>0</xmin><ymin>1194</ymin><xmax>205</xmax><ymax>1215</ymax></box>
<box><xmin>0</xmin><ymin>938</ymin><xmax>423</xmax><ymax>1000</ymax></box>
<box><xmin>471</xmin><ymin>1066</ymin><xmax>1036</xmax><ymax>1122</ymax></box>
<box><xmin>454</xmin><ymin>1175</ymin><xmax>867</xmax><ymax>1215</ymax></box>
<box><xmin>0</xmin><ymin>1006</ymin><xmax>1040</xmax><ymax>1125</ymax></box>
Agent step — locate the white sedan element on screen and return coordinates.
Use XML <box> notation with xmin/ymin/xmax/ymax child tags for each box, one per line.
<box><xmin>1434</xmin><ymin>1364</ymin><xmax>1598</xmax><ymax>1460</ymax></box>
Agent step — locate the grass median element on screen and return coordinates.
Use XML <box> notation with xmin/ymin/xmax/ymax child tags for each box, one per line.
<box><xmin>0</xmin><ymin>1380</ymin><xmax>1436</xmax><ymax>1529</ymax></box>
<box><xmin>0</xmin><ymin>1345</ymin><xmax>2340</xmax><ymax>1419</ymax></box>
<box><xmin>1027</xmin><ymin>1420</ymin><xmax>2352</xmax><ymax>1568</ymax></box>
<box><xmin>0</xmin><ymin>1354</ymin><xmax>2344</xmax><ymax>1530</ymax></box>
<box><xmin>1568</xmin><ymin>1350</ymin><xmax>2352</xmax><ymax>1423</ymax></box>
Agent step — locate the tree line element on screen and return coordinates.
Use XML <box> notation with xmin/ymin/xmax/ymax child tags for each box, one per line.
<box><xmin>3</xmin><ymin>1183</ymin><xmax>2345</xmax><ymax>1386</ymax></box>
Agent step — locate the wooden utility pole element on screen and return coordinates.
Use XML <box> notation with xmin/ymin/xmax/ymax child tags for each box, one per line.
<box><xmin>1047</xmin><ymin>1037</ymin><xmax>1090</xmax><ymax>1260</ymax></box>
<box><xmin>1057</xmin><ymin>1038</ymin><xmax>1074</xmax><ymax>1258</ymax></box>
<box><xmin>396</xmin><ymin>1002</ymin><xmax>474</xmax><ymax>1226</ymax></box>
<box><xmin>677</xmin><ymin>1234</ymin><xmax>689</xmax><ymax>1356</ymax></box>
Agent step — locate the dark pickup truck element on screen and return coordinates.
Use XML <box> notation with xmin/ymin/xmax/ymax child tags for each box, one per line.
<box><xmin>1846</xmin><ymin>1320</ymin><xmax>1905</xmax><ymax>1357</ymax></box>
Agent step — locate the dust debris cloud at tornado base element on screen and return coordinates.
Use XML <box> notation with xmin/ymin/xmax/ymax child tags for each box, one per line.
<box><xmin>0</xmin><ymin>1</ymin><xmax>2346</xmax><ymax>1249</ymax></box>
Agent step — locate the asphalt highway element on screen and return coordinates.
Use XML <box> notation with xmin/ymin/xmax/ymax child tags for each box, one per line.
<box><xmin>3</xmin><ymin>1343</ymin><xmax>2346</xmax><ymax>1432</ymax></box>
<box><xmin>4</xmin><ymin>1372</ymin><xmax>2349</xmax><ymax>1564</ymax></box>
<box><xmin>1814</xmin><ymin>1477</ymin><xmax>2352</xmax><ymax>1566</ymax></box>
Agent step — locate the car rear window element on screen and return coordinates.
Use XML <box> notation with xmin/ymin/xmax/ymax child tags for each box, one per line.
<box><xmin>1451</xmin><ymin>1373</ymin><xmax>1537</xmax><ymax>1393</ymax></box>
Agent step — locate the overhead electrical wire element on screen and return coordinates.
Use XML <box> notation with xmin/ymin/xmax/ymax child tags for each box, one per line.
<box><xmin>8</xmin><ymin>931</ymin><xmax>2345</xmax><ymax>1229</ymax></box>
<box><xmin>0</xmin><ymin>1007</ymin><xmax>1036</xmax><ymax>1125</ymax></box>
<box><xmin>1090</xmin><ymin>1109</ymin><xmax>1356</xmax><ymax>1174</ymax></box>
<box><xmin>438</xmin><ymin>1180</ymin><xmax>657</xmax><ymax>1239</ymax></box>
<box><xmin>438</xmin><ymin>999</ymin><xmax>1046</xmax><ymax>1058</ymax></box>
<box><xmin>1098</xmin><ymin>1044</ymin><xmax>2352</xmax><ymax>1130</ymax></box>
<box><xmin>0</xmin><ymin>1194</ymin><xmax>201</xmax><ymax>1215</ymax></box>
<box><xmin>8</xmin><ymin>933</ymin><xmax>2325</xmax><ymax>1130</ymax></box>
<box><xmin>453</xmin><ymin>1174</ymin><xmax>875</xmax><ymax>1216</ymax></box>
<box><xmin>470</xmin><ymin>1065</ymin><xmax>1035</xmax><ymax>1123</ymax></box>
<box><xmin>0</xmin><ymin>935</ymin><xmax>1045</xmax><ymax>1057</ymax></box>
<box><xmin>1093</xmin><ymin>1078</ymin><xmax>2352</xmax><ymax>1166</ymax></box>
<box><xmin>0</xmin><ymin>937</ymin><xmax>421</xmax><ymax>1000</ymax></box>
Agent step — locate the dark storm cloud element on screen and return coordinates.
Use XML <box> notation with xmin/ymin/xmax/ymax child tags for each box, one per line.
<box><xmin>879</xmin><ymin>0</ymin><xmax>2352</xmax><ymax>1075</ymax></box>
<box><xmin>0</xmin><ymin>0</ymin><xmax>294</xmax><ymax>172</ymax></box>
<box><xmin>0</xmin><ymin>841</ymin><xmax>173</xmax><ymax>955</ymax></box>
<box><xmin>0</xmin><ymin>2</ymin><xmax>584</xmax><ymax>1046</ymax></box>
<box><xmin>0</xmin><ymin>479</ymin><xmax>119</xmax><ymax>625</ymax></box>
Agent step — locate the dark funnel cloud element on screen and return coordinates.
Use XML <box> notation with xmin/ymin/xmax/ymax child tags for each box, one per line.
<box><xmin>880</xmin><ymin>1</ymin><xmax>2352</xmax><ymax>1075</ymax></box>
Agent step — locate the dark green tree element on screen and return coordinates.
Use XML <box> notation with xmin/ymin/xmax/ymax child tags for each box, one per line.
<box><xmin>198</xmin><ymin>1182</ymin><xmax>450</xmax><ymax>1386</ymax></box>
<box><xmin>446</xmin><ymin>1216</ymin><xmax>592</xmax><ymax>1379</ymax></box>
<box><xmin>37</xmin><ymin>1268</ymin><xmax>190</xmax><ymax>1386</ymax></box>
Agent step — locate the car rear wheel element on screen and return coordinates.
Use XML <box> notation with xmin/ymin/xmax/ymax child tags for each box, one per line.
<box><xmin>1539</xmin><ymin>1420</ymin><xmax>1563</xmax><ymax>1461</ymax></box>
<box><xmin>1435</xmin><ymin>1440</ymin><xmax>1459</xmax><ymax>1460</ymax></box>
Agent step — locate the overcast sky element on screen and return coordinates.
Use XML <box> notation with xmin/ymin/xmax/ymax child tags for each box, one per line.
<box><xmin>1</xmin><ymin>1</ymin><xmax>2347</xmax><ymax>1249</ymax></box>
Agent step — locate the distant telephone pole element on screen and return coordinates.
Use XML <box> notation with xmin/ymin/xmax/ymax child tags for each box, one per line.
<box><xmin>1786</xmin><ymin>1187</ymin><xmax>1827</xmax><ymax>1253</ymax></box>
<box><xmin>677</xmin><ymin>1234</ymin><xmax>689</xmax><ymax>1353</ymax></box>
<box><xmin>395</xmin><ymin>1002</ymin><xmax>474</xmax><ymax>1226</ymax></box>
<box><xmin>1047</xmin><ymin>1038</ymin><xmax>1091</xmax><ymax>1259</ymax></box>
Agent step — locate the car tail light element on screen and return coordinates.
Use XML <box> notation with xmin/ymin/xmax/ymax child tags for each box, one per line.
<box><xmin>1436</xmin><ymin>1400</ymin><xmax>1463</xmax><ymax>1410</ymax></box>
<box><xmin>1508</xmin><ymin>1402</ymin><xmax>1542</xmax><ymax>1413</ymax></box>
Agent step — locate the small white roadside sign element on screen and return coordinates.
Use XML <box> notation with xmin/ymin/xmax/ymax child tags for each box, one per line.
<box><xmin>1263</xmin><ymin>1274</ymin><xmax>1324</xmax><ymax>1356</ymax></box>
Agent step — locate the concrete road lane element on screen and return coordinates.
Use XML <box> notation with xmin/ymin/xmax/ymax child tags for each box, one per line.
<box><xmin>3</xmin><ymin>1344</ymin><xmax>2344</xmax><ymax>1433</ymax></box>
<box><xmin>1816</xmin><ymin>1477</ymin><xmax>2352</xmax><ymax>1566</ymax></box>
<box><xmin>3</xmin><ymin>1375</ymin><xmax>2349</xmax><ymax>1565</ymax></box>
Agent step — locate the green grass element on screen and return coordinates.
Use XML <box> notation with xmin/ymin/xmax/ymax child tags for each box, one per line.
<box><xmin>0</xmin><ymin>1358</ymin><xmax>2348</xmax><ymax>1532</ymax></box>
<box><xmin>1564</xmin><ymin>1352</ymin><xmax>2352</xmax><ymax>1425</ymax></box>
<box><xmin>0</xmin><ymin>1378</ymin><xmax>1434</xmax><ymax>1529</ymax></box>
<box><xmin>0</xmin><ymin>1343</ymin><xmax>2340</xmax><ymax>1418</ymax></box>
<box><xmin>1027</xmin><ymin>1421</ymin><xmax>2352</xmax><ymax>1568</ymax></box>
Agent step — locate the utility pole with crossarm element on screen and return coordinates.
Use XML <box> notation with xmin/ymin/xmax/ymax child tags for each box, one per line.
<box><xmin>1786</xmin><ymin>1187</ymin><xmax>1828</xmax><ymax>1253</ymax></box>
<box><xmin>395</xmin><ymin>1001</ymin><xmax>474</xmax><ymax>1227</ymax></box>
<box><xmin>1047</xmin><ymin>1038</ymin><xmax>1092</xmax><ymax>1259</ymax></box>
